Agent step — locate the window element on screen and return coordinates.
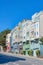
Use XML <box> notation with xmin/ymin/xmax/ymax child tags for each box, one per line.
<box><xmin>37</xmin><ymin>32</ymin><xmax>38</xmax><ymax>35</ymax></box>
<box><xmin>26</xmin><ymin>40</ymin><xmax>29</xmax><ymax>44</ymax></box>
<box><xmin>37</xmin><ymin>24</ymin><xmax>38</xmax><ymax>27</ymax></box>
<box><xmin>34</xmin><ymin>39</ymin><xmax>39</xmax><ymax>43</ymax></box>
<box><xmin>25</xmin><ymin>48</ymin><xmax>29</xmax><ymax>50</ymax></box>
<box><xmin>11</xmin><ymin>46</ymin><xmax>13</xmax><ymax>49</ymax></box>
<box><xmin>20</xmin><ymin>48</ymin><xmax>22</xmax><ymax>50</ymax></box>
<box><xmin>33</xmin><ymin>48</ymin><xmax>39</xmax><ymax>50</ymax></box>
<box><xmin>24</xmin><ymin>36</ymin><xmax>25</xmax><ymax>39</ymax></box>
<box><xmin>34</xmin><ymin>32</ymin><xmax>36</xmax><ymax>36</ymax></box>
<box><xmin>34</xmin><ymin>32</ymin><xmax>38</xmax><ymax>36</ymax></box>
<box><xmin>26</xmin><ymin>23</ymin><xmax>28</xmax><ymax>26</ymax></box>
<box><xmin>35</xmin><ymin>17</ymin><xmax>40</xmax><ymax>21</ymax></box>
<box><xmin>15</xmin><ymin>35</ymin><xmax>17</xmax><ymax>38</ymax></box>
<box><xmin>26</xmin><ymin>32</ymin><xmax>29</xmax><ymax>36</ymax></box>
<box><xmin>31</xmin><ymin>31</ymin><xmax>34</xmax><ymax>35</ymax></box>
<box><xmin>23</xmin><ymin>42</ymin><xmax>25</xmax><ymax>44</ymax></box>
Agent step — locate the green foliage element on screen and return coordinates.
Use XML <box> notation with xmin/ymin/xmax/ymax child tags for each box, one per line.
<box><xmin>28</xmin><ymin>50</ymin><xmax>33</xmax><ymax>56</ymax></box>
<box><xmin>26</xmin><ymin>40</ymin><xmax>29</xmax><ymax>44</ymax></box>
<box><xmin>40</xmin><ymin>37</ymin><xmax>43</xmax><ymax>45</ymax></box>
<box><xmin>23</xmin><ymin>42</ymin><xmax>25</xmax><ymax>44</ymax></box>
<box><xmin>36</xmin><ymin>50</ymin><xmax>40</xmax><ymax>57</ymax></box>
<box><xmin>0</xmin><ymin>29</ymin><xmax>11</xmax><ymax>50</ymax></box>
<box><xmin>23</xmin><ymin>51</ymin><xmax>26</xmax><ymax>55</ymax></box>
<box><xmin>34</xmin><ymin>38</ymin><xmax>39</xmax><ymax>43</ymax></box>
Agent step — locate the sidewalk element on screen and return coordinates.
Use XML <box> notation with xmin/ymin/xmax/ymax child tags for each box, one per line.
<box><xmin>0</xmin><ymin>52</ymin><xmax>43</xmax><ymax>60</ymax></box>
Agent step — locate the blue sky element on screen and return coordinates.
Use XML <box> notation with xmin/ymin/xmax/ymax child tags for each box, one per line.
<box><xmin>0</xmin><ymin>0</ymin><xmax>43</xmax><ymax>32</ymax></box>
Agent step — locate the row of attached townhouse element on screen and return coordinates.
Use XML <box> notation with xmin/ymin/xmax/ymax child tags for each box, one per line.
<box><xmin>6</xmin><ymin>11</ymin><xmax>43</xmax><ymax>56</ymax></box>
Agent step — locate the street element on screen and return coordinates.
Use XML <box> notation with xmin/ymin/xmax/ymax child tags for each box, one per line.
<box><xmin>0</xmin><ymin>53</ymin><xmax>43</xmax><ymax>65</ymax></box>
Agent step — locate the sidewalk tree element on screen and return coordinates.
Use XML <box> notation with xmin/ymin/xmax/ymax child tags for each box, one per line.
<box><xmin>28</xmin><ymin>50</ymin><xmax>33</xmax><ymax>56</ymax></box>
<box><xmin>40</xmin><ymin>37</ymin><xmax>43</xmax><ymax>45</ymax></box>
<box><xmin>0</xmin><ymin>29</ymin><xmax>11</xmax><ymax>50</ymax></box>
<box><xmin>36</xmin><ymin>50</ymin><xmax>40</xmax><ymax>57</ymax></box>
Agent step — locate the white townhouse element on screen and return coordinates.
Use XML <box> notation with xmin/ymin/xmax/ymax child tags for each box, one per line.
<box><xmin>30</xmin><ymin>21</ymin><xmax>39</xmax><ymax>40</ymax></box>
<box><xmin>21</xmin><ymin>20</ymin><xmax>31</xmax><ymax>42</ymax></box>
<box><xmin>30</xmin><ymin>11</ymin><xmax>43</xmax><ymax>56</ymax></box>
<box><xmin>10</xmin><ymin>26</ymin><xmax>19</xmax><ymax>53</ymax></box>
<box><xmin>32</xmin><ymin>11</ymin><xmax>43</xmax><ymax>38</ymax></box>
<box><xmin>10</xmin><ymin>24</ymin><xmax>23</xmax><ymax>53</ymax></box>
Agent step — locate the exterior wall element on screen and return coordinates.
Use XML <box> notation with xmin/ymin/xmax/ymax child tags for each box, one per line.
<box><xmin>40</xmin><ymin>45</ymin><xmax>43</xmax><ymax>56</ymax></box>
<box><xmin>23</xmin><ymin>43</ymin><xmax>30</xmax><ymax>55</ymax></box>
<box><xmin>39</xmin><ymin>13</ymin><xmax>43</xmax><ymax>37</ymax></box>
<box><xmin>6</xmin><ymin>33</ymin><xmax>11</xmax><ymax>52</ymax></box>
<box><xmin>32</xmin><ymin>11</ymin><xmax>43</xmax><ymax>38</ymax></box>
<box><xmin>34</xmin><ymin>22</ymin><xmax>39</xmax><ymax>39</ymax></box>
<box><xmin>12</xmin><ymin>43</ymin><xmax>19</xmax><ymax>53</ymax></box>
<box><xmin>31</xmin><ymin>11</ymin><xmax>43</xmax><ymax>56</ymax></box>
<box><xmin>30</xmin><ymin>22</ymin><xmax>35</xmax><ymax>40</ymax></box>
<box><xmin>32</xmin><ymin>12</ymin><xmax>40</xmax><ymax>22</ymax></box>
<box><xmin>10</xmin><ymin>27</ymin><xmax>19</xmax><ymax>52</ymax></box>
<box><xmin>22</xmin><ymin>20</ymin><xmax>31</xmax><ymax>55</ymax></box>
<box><xmin>30</xmin><ymin>42</ymin><xmax>40</xmax><ymax>57</ymax></box>
<box><xmin>10</xmin><ymin>23</ymin><xmax>23</xmax><ymax>53</ymax></box>
<box><xmin>30</xmin><ymin>43</ymin><xmax>40</xmax><ymax>50</ymax></box>
<box><xmin>22</xmin><ymin>20</ymin><xmax>31</xmax><ymax>42</ymax></box>
<box><xmin>18</xmin><ymin>43</ymin><xmax>23</xmax><ymax>54</ymax></box>
<box><xmin>32</xmin><ymin>14</ymin><xmax>40</xmax><ymax>39</ymax></box>
<box><xmin>0</xmin><ymin>46</ymin><xmax>3</xmax><ymax>52</ymax></box>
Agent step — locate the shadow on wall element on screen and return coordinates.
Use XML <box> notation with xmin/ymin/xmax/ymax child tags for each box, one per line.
<box><xmin>0</xmin><ymin>54</ymin><xmax>26</xmax><ymax>64</ymax></box>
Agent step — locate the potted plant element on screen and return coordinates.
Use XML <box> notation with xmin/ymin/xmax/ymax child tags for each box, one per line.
<box><xmin>28</xmin><ymin>50</ymin><xmax>33</xmax><ymax>56</ymax></box>
<box><xmin>36</xmin><ymin>50</ymin><xmax>40</xmax><ymax>57</ymax></box>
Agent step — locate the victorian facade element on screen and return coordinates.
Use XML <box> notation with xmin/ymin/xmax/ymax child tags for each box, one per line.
<box><xmin>6</xmin><ymin>11</ymin><xmax>43</xmax><ymax>56</ymax></box>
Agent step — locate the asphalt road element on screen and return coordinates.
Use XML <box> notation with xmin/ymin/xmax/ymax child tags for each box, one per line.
<box><xmin>0</xmin><ymin>53</ymin><xmax>43</xmax><ymax>65</ymax></box>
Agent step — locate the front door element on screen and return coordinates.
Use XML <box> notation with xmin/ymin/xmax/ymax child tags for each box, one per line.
<box><xmin>33</xmin><ymin>50</ymin><xmax>36</xmax><ymax>57</ymax></box>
